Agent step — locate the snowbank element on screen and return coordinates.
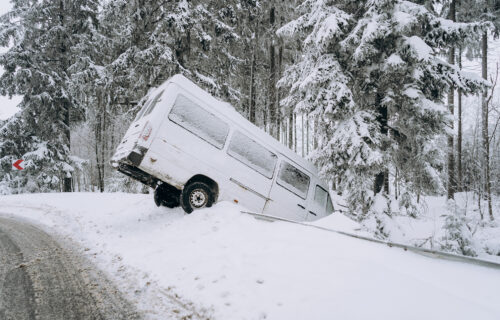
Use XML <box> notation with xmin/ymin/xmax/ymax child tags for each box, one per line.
<box><xmin>362</xmin><ymin>193</ymin><xmax>500</xmax><ymax>261</ymax></box>
<box><xmin>0</xmin><ymin>193</ymin><xmax>499</xmax><ymax>319</ymax></box>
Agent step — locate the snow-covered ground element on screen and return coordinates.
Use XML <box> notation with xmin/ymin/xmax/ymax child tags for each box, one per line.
<box><xmin>358</xmin><ymin>192</ymin><xmax>500</xmax><ymax>261</ymax></box>
<box><xmin>1</xmin><ymin>193</ymin><xmax>499</xmax><ymax>319</ymax></box>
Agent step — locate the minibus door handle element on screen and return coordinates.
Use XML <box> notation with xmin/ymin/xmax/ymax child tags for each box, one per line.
<box><xmin>297</xmin><ymin>204</ymin><xmax>305</xmax><ymax>210</ymax></box>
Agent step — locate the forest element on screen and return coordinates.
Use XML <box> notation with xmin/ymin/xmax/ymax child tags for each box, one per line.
<box><xmin>1</xmin><ymin>0</ymin><xmax>500</xmax><ymax>257</ymax></box>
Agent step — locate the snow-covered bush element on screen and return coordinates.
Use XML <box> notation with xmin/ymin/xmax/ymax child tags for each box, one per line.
<box><xmin>398</xmin><ymin>191</ymin><xmax>419</xmax><ymax>218</ymax></box>
<box><xmin>440</xmin><ymin>200</ymin><xmax>477</xmax><ymax>257</ymax></box>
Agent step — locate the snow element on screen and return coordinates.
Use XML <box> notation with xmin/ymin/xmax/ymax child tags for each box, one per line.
<box><xmin>386</xmin><ymin>53</ymin><xmax>404</xmax><ymax>66</ymax></box>
<box><xmin>368</xmin><ymin>193</ymin><xmax>500</xmax><ymax>261</ymax></box>
<box><xmin>403</xmin><ymin>87</ymin><xmax>420</xmax><ymax>99</ymax></box>
<box><xmin>1</xmin><ymin>193</ymin><xmax>499</xmax><ymax>319</ymax></box>
<box><xmin>194</xmin><ymin>71</ymin><xmax>218</xmax><ymax>90</ymax></box>
<box><xmin>23</xmin><ymin>142</ymin><xmax>50</xmax><ymax>160</ymax></box>
<box><xmin>405</xmin><ymin>36</ymin><xmax>432</xmax><ymax>61</ymax></box>
<box><xmin>420</xmin><ymin>98</ymin><xmax>448</xmax><ymax>113</ymax></box>
<box><xmin>308</xmin><ymin>210</ymin><xmax>369</xmax><ymax>235</ymax></box>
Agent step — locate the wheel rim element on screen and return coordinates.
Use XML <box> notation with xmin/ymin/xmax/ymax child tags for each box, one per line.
<box><xmin>189</xmin><ymin>189</ymin><xmax>208</xmax><ymax>208</ymax></box>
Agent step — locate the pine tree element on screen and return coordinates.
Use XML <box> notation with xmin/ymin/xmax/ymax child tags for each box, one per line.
<box><xmin>0</xmin><ymin>0</ymin><xmax>99</xmax><ymax>192</ymax></box>
<box><xmin>447</xmin><ymin>0</ymin><xmax>457</xmax><ymax>200</ymax></box>
<box><xmin>441</xmin><ymin>200</ymin><xmax>477</xmax><ymax>256</ymax></box>
<box><xmin>278</xmin><ymin>0</ymin><xmax>488</xmax><ymax>217</ymax></box>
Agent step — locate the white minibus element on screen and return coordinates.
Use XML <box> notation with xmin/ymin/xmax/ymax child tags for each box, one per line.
<box><xmin>110</xmin><ymin>74</ymin><xmax>334</xmax><ymax>221</ymax></box>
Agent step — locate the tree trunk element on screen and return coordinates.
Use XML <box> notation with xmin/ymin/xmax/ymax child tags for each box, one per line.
<box><xmin>95</xmin><ymin>119</ymin><xmax>102</xmax><ymax>193</ymax></box>
<box><xmin>301</xmin><ymin>114</ymin><xmax>305</xmax><ymax>157</ymax></box>
<box><xmin>457</xmin><ymin>48</ymin><xmax>463</xmax><ymax>192</ymax></box>
<box><xmin>293</xmin><ymin>112</ymin><xmax>297</xmax><ymax>153</ymax></box>
<box><xmin>100</xmin><ymin>98</ymin><xmax>107</xmax><ymax>193</ymax></box>
<box><xmin>481</xmin><ymin>31</ymin><xmax>493</xmax><ymax>220</ymax></box>
<box><xmin>277</xmin><ymin>44</ymin><xmax>284</xmax><ymax>142</ymax></box>
<box><xmin>263</xmin><ymin>97</ymin><xmax>268</xmax><ymax>131</ymax></box>
<box><xmin>94</xmin><ymin>93</ymin><xmax>105</xmax><ymax>193</ymax></box>
<box><xmin>374</xmin><ymin>93</ymin><xmax>388</xmax><ymax>194</ymax></box>
<box><xmin>269</xmin><ymin>43</ymin><xmax>277</xmax><ymax>138</ymax></box>
<box><xmin>63</xmin><ymin>99</ymin><xmax>72</xmax><ymax>192</ymax></box>
<box><xmin>306</xmin><ymin>116</ymin><xmax>309</xmax><ymax>155</ymax></box>
<box><xmin>446</xmin><ymin>0</ymin><xmax>456</xmax><ymax>200</ymax></box>
<box><xmin>249</xmin><ymin>48</ymin><xmax>256</xmax><ymax>124</ymax></box>
<box><xmin>268</xmin><ymin>7</ymin><xmax>278</xmax><ymax>139</ymax></box>
<box><xmin>313</xmin><ymin>119</ymin><xmax>318</xmax><ymax>150</ymax></box>
<box><xmin>59</xmin><ymin>0</ymin><xmax>71</xmax><ymax>192</ymax></box>
<box><xmin>288</xmin><ymin>110</ymin><xmax>294</xmax><ymax>150</ymax></box>
<box><xmin>394</xmin><ymin>167</ymin><xmax>399</xmax><ymax>200</ymax></box>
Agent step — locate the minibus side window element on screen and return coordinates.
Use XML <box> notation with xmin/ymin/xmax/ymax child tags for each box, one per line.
<box><xmin>277</xmin><ymin>161</ymin><xmax>310</xmax><ymax>199</ymax></box>
<box><xmin>314</xmin><ymin>185</ymin><xmax>328</xmax><ymax>208</ymax></box>
<box><xmin>169</xmin><ymin>95</ymin><xmax>229</xmax><ymax>149</ymax></box>
<box><xmin>326</xmin><ymin>194</ymin><xmax>334</xmax><ymax>213</ymax></box>
<box><xmin>227</xmin><ymin>131</ymin><xmax>277</xmax><ymax>178</ymax></box>
<box><xmin>143</xmin><ymin>90</ymin><xmax>164</xmax><ymax>117</ymax></box>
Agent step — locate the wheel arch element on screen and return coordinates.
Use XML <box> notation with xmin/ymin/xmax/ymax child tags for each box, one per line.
<box><xmin>185</xmin><ymin>174</ymin><xmax>219</xmax><ymax>202</ymax></box>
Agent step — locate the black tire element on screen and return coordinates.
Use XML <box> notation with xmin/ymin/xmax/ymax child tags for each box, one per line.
<box><xmin>180</xmin><ymin>181</ymin><xmax>215</xmax><ymax>214</ymax></box>
<box><xmin>154</xmin><ymin>183</ymin><xmax>180</xmax><ymax>208</ymax></box>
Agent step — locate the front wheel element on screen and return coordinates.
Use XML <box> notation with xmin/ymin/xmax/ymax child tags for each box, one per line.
<box><xmin>180</xmin><ymin>182</ymin><xmax>215</xmax><ymax>214</ymax></box>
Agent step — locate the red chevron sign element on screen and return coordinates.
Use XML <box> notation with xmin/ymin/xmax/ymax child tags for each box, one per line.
<box><xmin>13</xmin><ymin>159</ymin><xmax>24</xmax><ymax>170</ymax></box>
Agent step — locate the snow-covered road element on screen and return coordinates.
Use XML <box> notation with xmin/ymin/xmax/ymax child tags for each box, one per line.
<box><xmin>0</xmin><ymin>216</ymin><xmax>140</xmax><ymax>319</ymax></box>
<box><xmin>0</xmin><ymin>193</ymin><xmax>499</xmax><ymax>320</ymax></box>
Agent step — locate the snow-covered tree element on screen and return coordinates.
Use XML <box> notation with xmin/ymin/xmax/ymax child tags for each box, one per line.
<box><xmin>441</xmin><ymin>200</ymin><xmax>477</xmax><ymax>256</ymax></box>
<box><xmin>0</xmin><ymin>0</ymin><xmax>99</xmax><ymax>192</ymax></box>
<box><xmin>278</xmin><ymin>0</ymin><xmax>488</xmax><ymax>218</ymax></box>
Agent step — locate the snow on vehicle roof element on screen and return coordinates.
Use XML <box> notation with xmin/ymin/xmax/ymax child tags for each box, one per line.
<box><xmin>159</xmin><ymin>74</ymin><xmax>321</xmax><ymax>177</ymax></box>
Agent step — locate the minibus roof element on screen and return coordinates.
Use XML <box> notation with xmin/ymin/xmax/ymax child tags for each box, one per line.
<box><xmin>157</xmin><ymin>74</ymin><xmax>320</xmax><ymax>177</ymax></box>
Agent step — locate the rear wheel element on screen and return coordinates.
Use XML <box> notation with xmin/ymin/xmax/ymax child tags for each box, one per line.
<box><xmin>154</xmin><ymin>183</ymin><xmax>180</xmax><ymax>208</ymax></box>
<box><xmin>180</xmin><ymin>181</ymin><xmax>215</xmax><ymax>214</ymax></box>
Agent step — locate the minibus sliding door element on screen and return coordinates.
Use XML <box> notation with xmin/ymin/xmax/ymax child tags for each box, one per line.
<box><xmin>225</xmin><ymin>131</ymin><xmax>277</xmax><ymax>213</ymax></box>
<box><xmin>264</xmin><ymin>161</ymin><xmax>310</xmax><ymax>221</ymax></box>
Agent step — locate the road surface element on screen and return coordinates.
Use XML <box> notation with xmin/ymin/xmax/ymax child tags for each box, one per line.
<box><xmin>0</xmin><ymin>216</ymin><xmax>142</xmax><ymax>320</ymax></box>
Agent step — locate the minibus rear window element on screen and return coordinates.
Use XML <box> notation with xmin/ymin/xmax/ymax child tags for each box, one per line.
<box><xmin>169</xmin><ymin>95</ymin><xmax>229</xmax><ymax>149</ymax></box>
<box><xmin>227</xmin><ymin>131</ymin><xmax>277</xmax><ymax>178</ymax></box>
<box><xmin>277</xmin><ymin>161</ymin><xmax>310</xmax><ymax>199</ymax></box>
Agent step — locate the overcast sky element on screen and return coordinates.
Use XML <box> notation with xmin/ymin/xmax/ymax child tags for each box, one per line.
<box><xmin>0</xmin><ymin>0</ymin><xmax>22</xmax><ymax>121</ymax></box>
